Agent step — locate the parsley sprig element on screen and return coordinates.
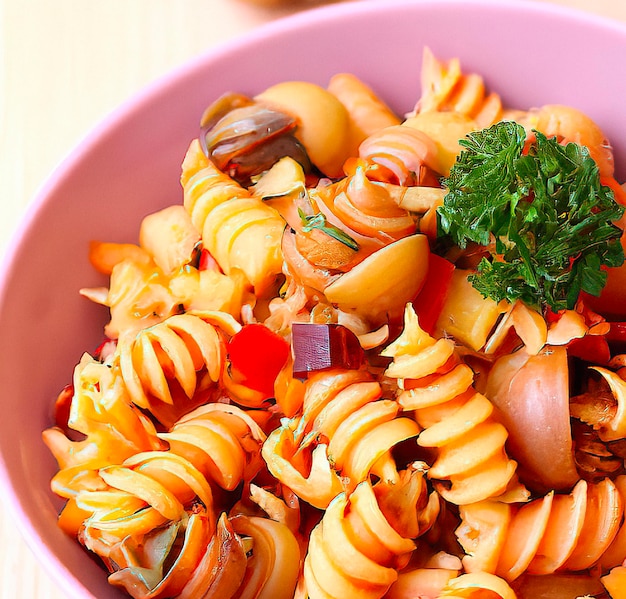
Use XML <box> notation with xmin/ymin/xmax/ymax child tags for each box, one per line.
<box><xmin>438</xmin><ymin>121</ymin><xmax>624</xmax><ymax>311</ymax></box>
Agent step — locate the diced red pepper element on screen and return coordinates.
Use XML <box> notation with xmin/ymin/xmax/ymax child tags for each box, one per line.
<box><xmin>198</xmin><ymin>248</ymin><xmax>222</xmax><ymax>272</ymax></box>
<box><xmin>291</xmin><ymin>323</ymin><xmax>364</xmax><ymax>379</ymax></box>
<box><xmin>411</xmin><ymin>252</ymin><xmax>455</xmax><ymax>335</ymax></box>
<box><xmin>567</xmin><ymin>334</ymin><xmax>611</xmax><ymax>365</ymax></box>
<box><xmin>227</xmin><ymin>324</ymin><xmax>290</xmax><ymax>396</ymax></box>
<box><xmin>606</xmin><ymin>322</ymin><xmax>626</xmax><ymax>344</ymax></box>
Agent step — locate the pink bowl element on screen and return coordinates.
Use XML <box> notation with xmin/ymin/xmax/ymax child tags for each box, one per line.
<box><xmin>1</xmin><ymin>0</ymin><xmax>626</xmax><ymax>596</ymax></box>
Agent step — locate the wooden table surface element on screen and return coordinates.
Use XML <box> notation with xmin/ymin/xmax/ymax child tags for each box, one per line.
<box><xmin>1</xmin><ymin>0</ymin><xmax>626</xmax><ymax>597</ymax></box>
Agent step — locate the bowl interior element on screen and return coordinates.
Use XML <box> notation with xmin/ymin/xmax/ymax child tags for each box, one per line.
<box><xmin>2</xmin><ymin>0</ymin><xmax>626</xmax><ymax>596</ymax></box>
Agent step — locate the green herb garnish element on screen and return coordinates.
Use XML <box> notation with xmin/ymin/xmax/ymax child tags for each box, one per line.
<box><xmin>298</xmin><ymin>208</ymin><xmax>359</xmax><ymax>251</ymax></box>
<box><xmin>437</xmin><ymin>120</ymin><xmax>624</xmax><ymax>311</ymax></box>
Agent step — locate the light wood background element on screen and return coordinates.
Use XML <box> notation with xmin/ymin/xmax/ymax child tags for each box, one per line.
<box><xmin>1</xmin><ymin>0</ymin><xmax>625</xmax><ymax>597</ymax></box>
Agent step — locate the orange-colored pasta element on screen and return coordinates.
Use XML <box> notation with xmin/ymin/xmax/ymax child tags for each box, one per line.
<box><xmin>262</xmin><ymin>369</ymin><xmax>420</xmax><ymax>509</ymax></box>
<box><xmin>457</xmin><ymin>477</ymin><xmax>626</xmax><ymax>581</ymax></box>
<box><xmin>230</xmin><ymin>514</ymin><xmax>301</xmax><ymax>599</ymax></box>
<box><xmin>181</xmin><ymin>139</ymin><xmax>285</xmax><ymax>296</ymax></box>
<box><xmin>108</xmin><ymin>503</ymin><xmax>214</xmax><ymax>599</ymax></box>
<box><xmin>81</xmin><ymin>256</ymin><xmax>182</xmax><ymax>340</ymax></box>
<box><xmin>116</xmin><ymin>312</ymin><xmax>227</xmax><ymax>425</ymax></box>
<box><xmin>415</xmin><ymin>46</ymin><xmax>503</xmax><ymax>128</ymax></box>
<box><xmin>158</xmin><ymin>403</ymin><xmax>266</xmax><ymax>492</ymax></box>
<box><xmin>314</xmin><ymin>168</ymin><xmax>418</xmax><ymax>243</ymax></box>
<box><xmin>383</xmin><ymin>305</ymin><xmax>527</xmax><ymax>505</ymax></box>
<box><xmin>438</xmin><ymin>572</ymin><xmax>517</xmax><ymax>599</ymax></box>
<box><xmin>356</xmin><ymin>124</ymin><xmax>441</xmax><ymax>186</ymax></box>
<box><xmin>586</xmin><ymin>366</ymin><xmax>626</xmax><ymax>442</ymax></box>
<box><xmin>181</xmin><ymin>138</ymin><xmax>251</xmax><ymax>230</ymax></box>
<box><xmin>526</xmin><ymin>104</ymin><xmax>615</xmax><ymax>177</ymax></box>
<box><xmin>43</xmin><ymin>355</ymin><xmax>164</xmax><ymax>502</ymax></box>
<box><xmin>303</xmin><ymin>468</ymin><xmax>437</xmax><ymax>599</ymax></box>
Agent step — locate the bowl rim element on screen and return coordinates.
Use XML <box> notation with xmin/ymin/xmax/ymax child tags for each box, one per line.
<box><xmin>2</xmin><ymin>0</ymin><xmax>626</xmax><ymax>596</ymax></box>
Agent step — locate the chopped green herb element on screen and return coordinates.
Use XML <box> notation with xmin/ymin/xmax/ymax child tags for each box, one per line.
<box><xmin>298</xmin><ymin>208</ymin><xmax>359</xmax><ymax>251</ymax></box>
<box><xmin>437</xmin><ymin>120</ymin><xmax>624</xmax><ymax>312</ymax></box>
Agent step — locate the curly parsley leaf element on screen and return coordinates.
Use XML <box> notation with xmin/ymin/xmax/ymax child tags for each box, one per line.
<box><xmin>437</xmin><ymin>121</ymin><xmax>624</xmax><ymax>311</ymax></box>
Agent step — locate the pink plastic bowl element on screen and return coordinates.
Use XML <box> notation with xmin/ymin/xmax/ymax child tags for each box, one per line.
<box><xmin>2</xmin><ymin>0</ymin><xmax>626</xmax><ymax>596</ymax></box>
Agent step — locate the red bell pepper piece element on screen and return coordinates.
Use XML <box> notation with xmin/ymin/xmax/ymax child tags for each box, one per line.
<box><xmin>198</xmin><ymin>248</ymin><xmax>222</xmax><ymax>272</ymax></box>
<box><xmin>567</xmin><ymin>334</ymin><xmax>611</xmax><ymax>365</ymax></box>
<box><xmin>411</xmin><ymin>252</ymin><xmax>455</xmax><ymax>335</ymax></box>
<box><xmin>606</xmin><ymin>322</ymin><xmax>626</xmax><ymax>344</ymax></box>
<box><xmin>227</xmin><ymin>324</ymin><xmax>290</xmax><ymax>396</ymax></box>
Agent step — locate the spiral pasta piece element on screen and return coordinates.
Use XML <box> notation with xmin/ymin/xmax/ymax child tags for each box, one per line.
<box><xmin>117</xmin><ymin>312</ymin><xmax>228</xmax><ymax>425</ymax></box>
<box><xmin>415</xmin><ymin>47</ymin><xmax>503</xmax><ymax>128</ymax></box>
<box><xmin>103</xmin><ymin>501</ymin><xmax>300</xmax><ymax>599</ymax></box>
<box><xmin>158</xmin><ymin>402</ymin><xmax>267</xmax><ymax>492</ymax></box>
<box><xmin>108</xmin><ymin>504</ymin><xmax>214</xmax><ymax>599</ymax></box>
<box><xmin>42</xmin><ymin>355</ymin><xmax>164</xmax><ymax>501</ymax></box>
<box><xmin>230</xmin><ymin>514</ymin><xmax>301</xmax><ymax>599</ymax></box>
<box><xmin>74</xmin><ymin>404</ymin><xmax>268</xmax><ymax>596</ymax></box>
<box><xmin>82</xmin><ymin>256</ymin><xmax>183</xmax><ymax>340</ymax></box>
<box><xmin>278</xmin><ymin>175</ymin><xmax>408</xmax><ymax>297</ymax></box>
<box><xmin>74</xmin><ymin>449</ymin><xmax>216</xmax><ymax>562</ymax></box>
<box><xmin>383</xmin><ymin>305</ymin><xmax>526</xmax><ymax>505</ymax></box>
<box><xmin>456</xmin><ymin>477</ymin><xmax>626</xmax><ymax>582</ymax></box>
<box><xmin>181</xmin><ymin>138</ymin><xmax>251</xmax><ymax>231</ymax></box>
<box><xmin>303</xmin><ymin>467</ymin><xmax>437</xmax><ymax>599</ymax></box>
<box><xmin>315</xmin><ymin>168</ymin><xmax>418</xmax><ymax>243</ymax></box>
<box><xmin>357</xmin><ymin>124</ymin><xmax>441</xmax><ymax>186</ymax></box>
<box><xmin>181</xmin><ymin>139</ymin><xmax>285</xmax><ymax>295</ymax></box>
<box><xmin>262</xmin><ymin>369</ymin><xmax>420</xmax><ymax>509</ymax></box>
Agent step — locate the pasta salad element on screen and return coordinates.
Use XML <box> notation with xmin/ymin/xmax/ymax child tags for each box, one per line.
<box><xmin>43</xmin><ymin>48</ymin><xmax>626</xmax><ymax>599</ymax></box>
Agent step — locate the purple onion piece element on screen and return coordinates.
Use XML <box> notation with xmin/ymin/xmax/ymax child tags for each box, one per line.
<box><xmin>292</xmin><ymin>323</ymin><xmax>365</xmax><ymax>379</ymax></box>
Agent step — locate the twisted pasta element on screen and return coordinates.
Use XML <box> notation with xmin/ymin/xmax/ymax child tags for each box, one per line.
<box><xmin>415</xmin><ymin>47</ymin><xmax>503</xmax><ymax>128</ymax></box>
<box><xmin>106</xmin><ymin>501</ymin><xmax>300</xmax><ymax>599</ymax></box>
<box><xmin>72</xmin><ymin>404</ymin><xmax>268</xmax><ymax>596</ymax></box>
<box><xmin>108</xmin><ymin>503</ymin><xmax>215</xmax><ymax>599</ymax></box>
<box><xmin>116</xmin><ymin>311</ymin><xmax>230</xmax><ymax>426</ymax></box>
<box><xmin>82</xmin><ymin>256</ymin><xmax>183</xmax><ymax>340</ymax></box>
<box><xmin>75</xmin><ymin>449</ymin><xmax>215</xmax><ymax>560</ymax></box>
<box><xmin>585</xmin><ymin>366</ymin><xmax>626</xmax><ymax>442</ymax></box>
<box><xmin>356</xmin><ymin>124</ymin><xmax>441</xmax><ymax>186</ymax></box>
<box><xmin>42</xmin><ymin>355</ymin><xmax>163</xmax><ymax>505</ymax></box>
<box><xmin>313</xmin><ymin>168</ymin><xmax>418</xmax><ymax>243</ymax></box>
<box><xmin>383</xmin><ymin>305</ymin><xmax>527</xmax><ymax>505</ymax></box>
<box><xmin>303</xmin><ymin>467</ymin><xmax>438</xmax><ymax>599</ymax></box>
<box><xmin>181</xmin><ymin>138</ymin><xmax>251</xmax><ymax>231</ymax></box>
<box><xmin>457</xmin><ymin>477</ymin><xmax>626</xmax><ymax>582</ymax></box>
<box><xmin>181</xmin><ymin>139</ymin><xmax>285</xmax><ymax>295</ymax></box>
<box><xmin>398</xmin><ymin>47</ymin><xmax>503</xmax><ymax>178</ymax></box>
<box><xmin>262</xmin><ymin>369</ymin><xmax>420</xmax><ymax>509</ymax></box>
<box><xmin>158</xmin><ymin>403</ymin><xmax>267</xmax><ymax>492</ymax></box>
<box><xmin>230</xmin><ymin>514</ymin><xmax>301</xmax><ymax>599</ymax></box>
